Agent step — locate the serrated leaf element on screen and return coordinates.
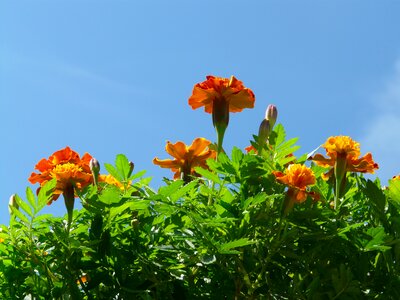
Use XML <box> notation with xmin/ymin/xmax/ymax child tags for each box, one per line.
<box><xmin>129</xmin><ymin>200</ymin><xmax>151</xmax><ymax>211</ymax></box>
<box><xmin>32</xmin><ymin>214</ymin><xmax>53</xmax><ymax>224</ymax></box>
<box><xmin>15</xmin><ymin>194</ymin><xmax>33</xmax><ymax>218</ymax></box>
<box><xmin>25</xmin><ymin>187</ymin><xmax>36</xmax><ymax>212</ymax></box>
<box><xmin>231</xmin><ymin>147</ymin><xmax>244</xmax><ymax>164</ymax></box>
<box><xmin>243</xmin><ymin>193</ymin><xmax>268</xmax><ymax>209</ymax></box>
<box><xmin>10</xmin><ymin>206</ymin><xmax>29</xmax><ymax>224</ymax></box>
<box><xmin>99</xmin><ymin>186</ymin><xmax>121</xmax><ymax>205</ymax></box>
<box><xmin>115</xmin><ymin>154</ymin><xmax>131</xmax><ymax>181</ymax></box>
<box><xmin>363</xmin><ymin>227</ymin><xmax>391</xmax><ymax>251</ymax></box>
<box><xmin>194</xmin><ymin>167</ymin><xmax>221</xmax><ymax>184</ymax></box>
<box><xmin>104</xmin><ymin>163</ymin><xmax>123</xmax><ymax>182</ymax></box>
<box><xmin>110</xmin><ymin>202</ymin><xmax>131</xmax><ymax>220</ymax></box>
<box><xmin>219</xmin><ymin>238</ymin><xmax>255</xmax><ymax>253</ymax></box>
<box><xmin>272</xmin><ymin>123</ymin><xmax>286</xmax><ymax>146</ymax></box>
<box><xmin>158</xmin><ymin>180</ymin><xmax>183</xmax><ymax>198</ymax></box>
<box><xmin>38</xmin><ymin>179</ymin><xmax>56</xmax><ymax>209</ymax></box>
<box><xmin>170</xmin><ymin>180</ymin><xmax>198</xmax><ymax>202</ymax></box>
<box><xmin>129</xmin><ymin>169</ymin><xmax>146</xmax><ymax>181</ymax></box>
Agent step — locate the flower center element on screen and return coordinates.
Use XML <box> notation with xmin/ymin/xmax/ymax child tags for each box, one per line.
<box><xmin>50</xmin><ymin>163</ymin><xmax>83</xmax><ymax>177</ymax></box>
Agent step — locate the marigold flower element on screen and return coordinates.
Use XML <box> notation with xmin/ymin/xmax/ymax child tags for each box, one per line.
<box><xmin>188</xmin><ymin>75</ymin><xmax>255</xmax><ymax>153</ymax></box>
<box><xmin>98</xmin><ymin>174</ymin><xmax>126</xmax><ymax>190</ymax></box>
<box><xmin>188</xmin><ymin>75</ymin><xmax>255</xmax><ymax>113</ymax></box>
<box><xmin>28</xmin><ymin>147</ymin><xmax>93</xmax><ymax>204</ymax></box>
<box><xmin>245</xmin><ymin>145</ymin><xmax>257</xmax><ymax>153</ymax></box>
<box><xmin>311</xmin><ymin>136</ymin><xmax>379</xmax><ymax>180</ymax></box>
<box><xmin>153</xmin><ymin>138</ymin><xmax>217</xmax><ymax>182</ymax></box>
<box><xmin>273</xmin><ymin>164</ymin><xmax>318</xmax><ymax>203</ymax></box>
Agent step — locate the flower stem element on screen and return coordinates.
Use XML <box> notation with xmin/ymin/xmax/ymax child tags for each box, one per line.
<box><xmin>63</xmin><ymin>185</ymin><xmax>75</xmax><ymax>233</ymax></box>
<box><xmin>334</xmin><ymin>154</ymin><xmax>347</xmax><ymax>210</ymax></box>
<box><xmin>212</xmin><ymin>99</ymin><xmax>229</xmax><ymax>155</ymax></box>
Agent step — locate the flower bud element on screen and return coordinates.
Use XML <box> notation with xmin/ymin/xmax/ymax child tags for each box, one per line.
<box><xmin>128</xmin><ymin>161</ymin><xmax>135</xmax><ymax>178</ymax></box>
<box><xmin>8</xmin><ymin>194</ymin><xmax>19</xmax><ymax>215</ymax></box>
<box><xmin>266</xmin><ymin>104</ymin><xmax>278</xmax><ymax>128</ymax></box>
<box><xmin>90</xmin><ymin>158</ymin><xmax>100</xmax><ymax>186</ymax></box>
<box><xmin>258</xmin><ymin>119</ymin><xmax>271</xmax><ymax>143</ymax></box>
<box><xmin>89</xmin><ymin>158</ymin><xmax>100</xmax><ymax>174</ymax></box>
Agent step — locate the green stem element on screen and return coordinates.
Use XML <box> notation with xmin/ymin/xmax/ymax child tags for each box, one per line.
<box><xmin>334</xmin><ymin>154</ymin><xmax>347</xmax><ymax>210</ymax></box>
<box><xmin>63</xmin><ymin>184</ymin><xmax>75</xmax><ymax>233</ymax></box>
<box><xmin>212</xmin><ymin>99</ymin><xmax>229</xmax><ymax>155</ymax></box>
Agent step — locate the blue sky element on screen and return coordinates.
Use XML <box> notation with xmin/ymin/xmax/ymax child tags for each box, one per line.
<box><xmin>1</xmin><ymin>1</ymin><xmax>400</xmax><ymax>224</ymax></box>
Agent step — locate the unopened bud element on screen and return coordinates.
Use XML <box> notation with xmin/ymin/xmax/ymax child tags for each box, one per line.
<box><xmin>128</xmin><ymin>161</ymin><xmax>135</xmax><ymax>178</ymax></box>
<box><xmin>90</xmin><ymin>158</ymin><xmax>100</xmax><ymax>185</ymax></box>
<box><xmin>89</xmin><ymin>158</ymin><xmax>100</xmax><ymax>174</ymax></box>
<box><xmin>258</xmin><ymin>119</ymin><xmax>271</xmax><ymax>143</ymax></box>
<box><xmin>8</xmin><ymin>194</ymin><xmax>19</xmax><ymax>215</ymax></box>
<box><xmin>266</xmin><ymin>104</ymin><xmax>278</xmax><ymax>128</ymax></box>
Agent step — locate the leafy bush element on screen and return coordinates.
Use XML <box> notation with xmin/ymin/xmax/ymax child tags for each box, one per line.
<box><xmin>1</xmin><ymin>76</ymin><xmax>400</xmax><ymax>299</ymax></box>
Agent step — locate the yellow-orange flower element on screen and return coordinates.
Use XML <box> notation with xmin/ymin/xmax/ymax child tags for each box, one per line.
<box><xmin>392</xmin><ymin>175</ymin><xmax>400</xmax><ymax>181</ymax></box>
<box><xmin>273</xmin><ymin>164</ymin><xmax>318</xmax><ymax>203</ymax></box>
<box><xmin>311</xmin><ymin>136</ymin><xmax>379</xmax><ymax>180</ymax></box>
<box><xmin>98</xmin><ymin>174</ymin><xmax>126</xmax><ymax>190</ymax></box>
<box><xmin>188</xmin><ymin>75</ymin><xmax>255</xmax><ymax>113</ymax></box>
<box><xmin>153</xmin><ymin>138</ymin><xmax>217</xmax><ymax>181</ymax></box>
<box><xmin>28</xmin><ymin>147</ymin><xmax>93</xmax><ymax>204</ymax></box>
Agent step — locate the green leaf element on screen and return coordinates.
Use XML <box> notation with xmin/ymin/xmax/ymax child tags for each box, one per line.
<box><xmin>15</xmin><ymin>194</ymin><xmax>33</xmax><ymax>218</ymax></box>
<box><xmin>129</xmin><ymin>199</ymin><xmax>151</xmax><ymax>211</ymax></box>
<box><xmin>158</xmin><ymin>180</ymin><xmax>183</xmax><ymax>198</ymax></box>
<box><xmin>110</xmin><ymin>202</ymin><xmax>131</xmax><ymax>220</ymax></box>
<box><xmin>115</xmin><ymin>154</ymin><xmax>131</xmax><ymax>181</ymax></box>
<box><xmin>25</xmin><ymin>187</ymin><xmax>36</xmax><ymax>212</ymax></box>
<box><xmin>10</xmin><ymin>206</ymin><xmax>29</xmax><ymax>224</ymax></box>
<box><xmin>388</xmin><ymin>179</ymin><xmax>400</xmax><ymax>210</ymax></box>
<box><xmin>363</xmin><ymin>227</ymin><xmax>391</xmax><ymax>251</ymax></box>
<box><xmin>170</xmin><ymin>180</ymin><xmax>198</xmax><ymax>202</ymax></box>
<box><xmin>38</xmin><ymin>179</ymin><xmax>56</xmax><ymax>209</ymax></box>
<box><xmin>219</xmin><ymin>238</ymin><xmax>255</xmax><ymax>254</ymax></box>
<box><xmin>194</xmin><ymin>167</ymin><xmax>221</xmax><ymax>184</ymax></box>
<box><xmin>32</xmin><ymin>214</ymin><xmax>53</xmax><ymax>224</ymax></box>
<box><xmin>231</xmin><ymin>147</ymin><xmax>244</xmax><ymax>165</ymax></box>
<box><xmin>104</xmin><ymin>163</ymin><xmax>123</xmax><ymax>182</ymax></box>
<box><xmin>365</xmin><ymin>180</ymin><xmax>386</xmax><ymax>212</ymax></box>
<box><xmin>99</xmin><ymin>186</ymin><xmax>121</xmax><ymax>205</ymax></box>
<box><xmin>129</xmin><ymin>169</ymin><xmax>147</xmax><ymax>181</ymax></box>
<box><xmin>271</xmin><ymin>123</ymin><xmax>286</xmax><ymax>146</ymax></box>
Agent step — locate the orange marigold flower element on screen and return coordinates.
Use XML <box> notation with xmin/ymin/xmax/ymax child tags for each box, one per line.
<box><xmin>311</xmin><ymin>136</ymin><xmax>379</xmax><ymax>180</ymax></box>
<box><xmin>189</xmin><ymin>76</ymin><xmax>255</xmax><ymax>153</ymax></box>
<box><xmin>273</xmin><ymin>164</ymin><xmax>317</xmax><ymax>203</ymax></box>
<box><xmin>392</xmin><ymin>175</ymin><xmax>400</xmax><ymax>181</ymax></box>
<box><xmin>153</xmin><ymin>138</ymin><xmax>217</xmax><ymax>182</ymax></box>
<box><xmin>28</xmin><ymin>147</ymin><xmax>93</xmax><ymax>204</ymax></box>
<box><xmin>188</xmin><ymin>75</ymin><xmax>255</xmax><ymax>113</ymax></box>
<box><xmin>245</xmin><ymin>145</ymin><xmax>257</xmax><ymax>153</ymax></box>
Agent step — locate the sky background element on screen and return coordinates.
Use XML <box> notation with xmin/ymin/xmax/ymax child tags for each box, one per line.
<box><xmin>1</xmin><ymin>1</ymin><xmax>400</xmax><ymax>224</ymax></box>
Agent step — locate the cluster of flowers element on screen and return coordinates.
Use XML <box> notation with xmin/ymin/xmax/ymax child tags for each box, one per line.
<box><xmin>25</xmin><ymin>75</ymin><xmax>385</xmax><ymax>215</ymax></box>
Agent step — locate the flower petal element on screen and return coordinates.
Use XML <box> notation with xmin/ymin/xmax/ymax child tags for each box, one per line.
<box><xmin>152</xmin><ymin>158</ymin><xmax>180</xmax><ymax>169</ymax></box>
<box><xmin>165</xmin><ymin>141</ymin><xmax>187</xmax><ymax>160</ymax></box>
<box><xmin>188</xmin><ymin>138</ymin><xmax>211</xmax><ymax>156</ymax></box>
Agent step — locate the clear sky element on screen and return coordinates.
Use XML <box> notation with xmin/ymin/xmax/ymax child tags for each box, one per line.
<box><xmin>1</xmin><ymin>1</ymin><xmax>400</xmax><ymax>224</ymax></box>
